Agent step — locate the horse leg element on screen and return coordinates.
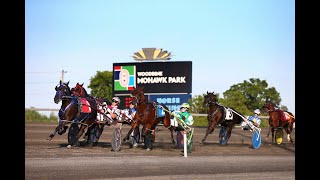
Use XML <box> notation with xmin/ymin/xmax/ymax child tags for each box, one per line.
<box><xmin>266</xmin><ymin>126</ymin><xmax>271</xmax><ymax>141</ymax></box>
<box><xmin>271</xmin><ymin>128</ymin><xmax>275</xmax><ymax>144</ymax></box>
<box><xmin>47</xmin><ymin>122</ymin><xmax>66</xmax><ymax>141</ymax></box>
<box><xmin>287</xmin><ymin>119</ymin><xmax>295</xmax><ymax>144</ymax></box>
<box><xmin>169</xmin><ymin>126</ymin><xmax>175</xmax><ymax>144</ymax></box>
<box><xmin>73</xmin><ymin>124</ymin><xmax>87</xmax><ymax>146</ymax></box>
<box><xmin>226</xmin><ymin>123</ymin><xmax>234</xmax><ymax>144</ymax></box>
<box><xmin>123</xmin><ymin>121</ymin><xmax>138</xmax><ymax>142</ymax></box>
<box><xmin>144</xmin><ymin>124</ymin><xmax>153</xmax><ymax>150</ymax></box>
<box><xmin>284</xmin><ymin>127</ymin><xmax>294</xmax><ymax>144</ymax></box>
<box><xmin>201</xmin><ymin>121</ymin><xmax>217</xmax><ymax>144</ymax></box>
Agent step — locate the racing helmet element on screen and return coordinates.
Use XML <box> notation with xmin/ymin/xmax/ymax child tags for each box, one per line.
<box><xmin>254</xmin><ymin>109</ymin><xmax>260</xmax><ymax>115</ymax></box>
<box><xmin>181</xmin><ymin>103</ymin><xmax>190</xmax><ymax>109</ymax></box>
<box><xmin>112</xmin><ymin>97</ymin><xmax>121</xmax><ymax>104</ymax></box>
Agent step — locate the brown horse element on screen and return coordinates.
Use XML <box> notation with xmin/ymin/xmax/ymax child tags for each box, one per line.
<box><xmin>201</xmin><ymin>91</ymin><xmax>243</xmax><ymax>145</ymax></box>
<box><xmin>123</xmin><ymin>87</ymin><xmax>171</xmax><ymax>150</ymax></box>
<box><xmin>72</xmin><ymin>82</ymin><xmax>111</xmax><ymax>106</ymax></box>
<box><xmin>263</xmin><ymin>101</ymin><xmax>295</xmax><ymax>144</ymax></box>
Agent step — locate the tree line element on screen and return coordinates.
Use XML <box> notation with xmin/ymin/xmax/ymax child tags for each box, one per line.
<box><xmin>89</xmin><ymin>71</ymin><xmax>288</xmax><ymax>116</ymax></box>
<box><xmin>26</xmin><ymin>70</ymin><xmax>288</xmax><ymax>127</ymax></box>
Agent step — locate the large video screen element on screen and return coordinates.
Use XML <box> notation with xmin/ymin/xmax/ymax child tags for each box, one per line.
<box><xmin>113</xmin><ymin>61</ymin><xmax>192</xmax><ymax>94</ymax></box>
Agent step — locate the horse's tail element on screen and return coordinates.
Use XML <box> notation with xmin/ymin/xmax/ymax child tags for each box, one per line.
<box><xmin>160</xmin><ymin>104</ymin><xmax>171</xmax><ymax>127</ymax></box>
<box><xmin>286</xmin><ymin>111</ymin><xmax>295</xmax><ymax>119</ymax></box>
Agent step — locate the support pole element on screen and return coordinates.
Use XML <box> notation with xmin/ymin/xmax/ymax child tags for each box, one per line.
<box><xmin>183</xmin><ymin>131</ymin><xmax>187</xmax><ymax>157</ymax></box>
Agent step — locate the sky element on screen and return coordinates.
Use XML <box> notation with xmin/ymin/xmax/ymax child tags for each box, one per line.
<box><xmin>25</xmin><ymin>0</ymin><xmax>295</xmax><ymax>115</ymax></box>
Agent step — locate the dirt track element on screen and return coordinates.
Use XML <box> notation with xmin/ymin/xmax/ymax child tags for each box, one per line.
<box><xmin>25</xmin><ymin>122</ymin><xmax>295</xmax><ymax>179</ymax></box>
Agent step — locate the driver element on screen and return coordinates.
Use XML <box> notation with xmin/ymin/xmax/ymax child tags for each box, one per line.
<box><xmin>103</xmin><ymin>97</ymin><xmax>121</xmax><ymax>124</ymax></box>
<box><xmin>241</xmin><ymin>109</ymin><xmax>261</xmax><ymax>131</ymax></box>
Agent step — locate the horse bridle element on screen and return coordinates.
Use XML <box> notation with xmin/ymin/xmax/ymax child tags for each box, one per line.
<box><xmin>55</xmin><ymin>84</ymin><xmax>70</xmax><ymax>101</ymax></box>
<box><xmin>130</xmin><ymin>94</ymin><xmax>142</xmax><ymax>106</ymax></box>
<box><xmin>73</xmin><ymin>85</ymin><xmax>84</xmax><ymax>97</ymax></box>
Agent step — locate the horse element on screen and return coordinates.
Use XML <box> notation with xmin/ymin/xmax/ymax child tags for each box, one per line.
<box><xmin>71</xmin><ymin>82</ymin><xmax>102</xmax><ymax>145</ymax></box>
<box><xmin>72</xmin><ymin>82</ymin><xmax>111</xmax><ymax>106</ymax></box>
<box><xmin>123</xmin><ymin>86</ymin><xmax>172</xmax><ymax>150</ymax></box>
<box><xmin>47</xmin><ymin>80</ymin><xmax>78</xmax><ymax>141</ymax></box>
<box><xmin>263</xmin><ymin>101</ymin><xmax>295</xmax><ymax>144</ymax></box>
<box><xmin>48</xmin><ymin>80</ymin><xmax>93</xmax><ymax>144</ymax></box>
<box><xmin>201</xmin><ymin>91</ymin><xmax>243</xmax><ymax>145</ymax></box>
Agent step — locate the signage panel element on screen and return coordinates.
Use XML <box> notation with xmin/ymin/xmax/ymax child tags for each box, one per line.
<box><xmin>149</xmin><ymin>94</ymin><xmax>192</xmax><ymax>111</ymax></box>
<box><xmin>113</xmin><ymin>61</ymin><xmax>192</xmax><ymax>94</ymax></box>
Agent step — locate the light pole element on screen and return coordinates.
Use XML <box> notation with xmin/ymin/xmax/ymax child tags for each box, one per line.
<box><xmin>61</xmin><ymin>69</ymin><xmax>68</xmax><ymax>83</ymax></box>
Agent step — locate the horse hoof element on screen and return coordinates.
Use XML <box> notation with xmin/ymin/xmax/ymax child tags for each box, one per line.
<box><xmin>146</xmin><ymin>148</ymin><xmax>151</xmax><ymax>151</ymax></box>
<box><xmin>67</xmin><ymin>145</ymin><xmax>72</xmax><ymax>149</ymax></box>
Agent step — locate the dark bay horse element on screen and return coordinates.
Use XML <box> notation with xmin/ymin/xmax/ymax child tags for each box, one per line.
<box><xmin>123</xmin><ymin>87</ymin><xmax>171</xmax><ymax>150</ymax></box>
<box><xmin>47</xmin><ymin>80</ymin><xmax>77</xmax><ymax>141</ymax></box>
<box><xmin>71</xmin><ymin>83</ymin><xmax>101</xmax><ymax>145</ymax></box>
<box><xmin>201</xmin><ymin>91</ymin><xmax>243</xmax><ymax>145</ymax></box>
<box><xmin>263</xmin><ymin>101</ymin><xmax>295</xmax><ymax>144</ymax></box>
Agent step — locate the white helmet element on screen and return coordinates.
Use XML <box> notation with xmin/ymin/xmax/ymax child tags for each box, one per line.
<box><xmin>101</xmin><ymin>102</ymin><xmax>107</xmax><ymax>106</ymax></box>
<box><xmin>112</xmin><ymin>97</ymin><xmax>120</xmax><ymax>104</ymax></box>
<box><xmin>254</xmin><ymin>109</ymin><xmax>260</xmax><ymax>115</ymax></box>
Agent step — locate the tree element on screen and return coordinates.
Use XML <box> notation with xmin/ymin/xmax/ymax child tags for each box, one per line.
<box><xmin>189</xmin><ymin>92</ymin><xmax>222</xmax><ymax>114</ymax></box>
<box><xmin>219</xmin><ymin>91</ymin><xmax>251</xmax><ymax>115</ymax></box>
<box><xmin>280</xmin><ymin>105</ymin><xmax>288</xmax><ymax>111</ymax></box>
<box><xmin>220</xmin><ymin>78</ymin><xmax>281</xmax><ymax>115</ymax></box>
<box><xmin>188</xmin><ymin>94</ymin><xmax>206</xmax><ymax>113</ymax></box>
<box><xmin>88</xmin><ymin>71</ymin><xmax>113</xmax><ymax>100</ymax></box>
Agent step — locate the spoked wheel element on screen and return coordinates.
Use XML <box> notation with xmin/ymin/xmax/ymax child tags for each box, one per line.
<box><xmin>111</xmin><ymin>124</ymin><xmax>122</xmax><ymax>152</ymax></box>
<box><xmin>176</xmin><ymin>131</ymin><xmax>184</xmax><ymax>148</ymax></box>
<box><xmin>252</xmin><ymin>130</ymin><xmax>261</xmax><ymax>149</ymax></box>
<box><xmin>68</xmin><ymin>123</ymin><xmax>79</xmax><ymax>146</ymax></box>
<box><xmin>219</xmin><ymin>126</ymin><xmax>229</xmax><ymax>145</ymax></box>
<box><xmin>275</xmin><ymin>128</ymin><xmax>284</xmax><ymax>145</ymax></box>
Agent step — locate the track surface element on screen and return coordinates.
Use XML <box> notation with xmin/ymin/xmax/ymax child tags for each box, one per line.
<box><xmin>25</xmin><ymin>122</ymin><xmax>295</xmax><ymax>179</ymax></box>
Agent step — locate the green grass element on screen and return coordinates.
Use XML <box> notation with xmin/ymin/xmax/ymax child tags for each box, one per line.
<box><xmin>25</xmin><ymin>110</ymin><xmax>58</xmax><ymax>123</ymax></box>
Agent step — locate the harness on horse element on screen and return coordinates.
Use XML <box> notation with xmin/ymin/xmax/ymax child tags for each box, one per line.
<box><xmin>59</xmin><ymin>95</ymin><xmax>92</xmax><ymax>124</ymax></box>
<box><xmin>207</xmin><ymin>101</ymin><xmax>233</xmax><ymax>122</ymax></box>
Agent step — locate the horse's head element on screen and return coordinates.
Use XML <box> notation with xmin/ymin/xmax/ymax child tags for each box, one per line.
<box><xmin>130</xmin><ymin>86</ymin><xmax>145</xmax><ymax>105</ymax></box>
<box><xmin>263</xmin><ymin>101</ymin><xmax>276</xmax><ymax>112</ymax></box>
<box><xmin>203</xmin><ymin>91</ymin><xmax>217</xmax><ymax>107</ymax></box>
<box><xmin>54</xmin><ymin>80</ymin><xmax>71</xmax><ymax>104</ymax></box>
<box><xmin>72</xmin><ymin>83</ymin><xmax>87</xmax><ymax>97</ymax></box>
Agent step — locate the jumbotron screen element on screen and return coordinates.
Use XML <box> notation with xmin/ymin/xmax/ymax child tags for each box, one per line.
<box><xmin>113</xmin><ymin>61</ymin><xmax>192</xmax><ymax>94</ymax></box>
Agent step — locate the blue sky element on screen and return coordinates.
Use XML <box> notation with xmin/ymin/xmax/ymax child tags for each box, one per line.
<box><xmin>25</xmin><ymin>0</ymin><xmax>295</xmax><ymax>114</ymax></box>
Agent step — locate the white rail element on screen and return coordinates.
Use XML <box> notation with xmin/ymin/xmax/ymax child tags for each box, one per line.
<box><xmin>25</xmin><ymin>108</ymin><xmax>269</xmax><ymax>119</ymax></box>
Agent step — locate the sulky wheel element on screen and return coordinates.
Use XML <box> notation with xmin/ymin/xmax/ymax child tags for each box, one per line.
<box><xmin>219</xmin><ymin>126</ymin><xmax>229</xmax><ymax>145</ymax></box>
<box><xmin>252</xmin><ymin>130</ymin><xmax>261</xmax><ymax>149</ymax></box>
<box><xmin>275</xmin><ymin>128</ymin><xmax>284</xmax><ymax>145</ymax></box>
<box><xmin>68</xmin><ymin>123</ymin><xmax>79</xmax><ymax>146</ymax></box>
<box><xmin>111</xmin><ymin>126</ymin><xmax>122</xmax><ymax>152</ymax></box>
